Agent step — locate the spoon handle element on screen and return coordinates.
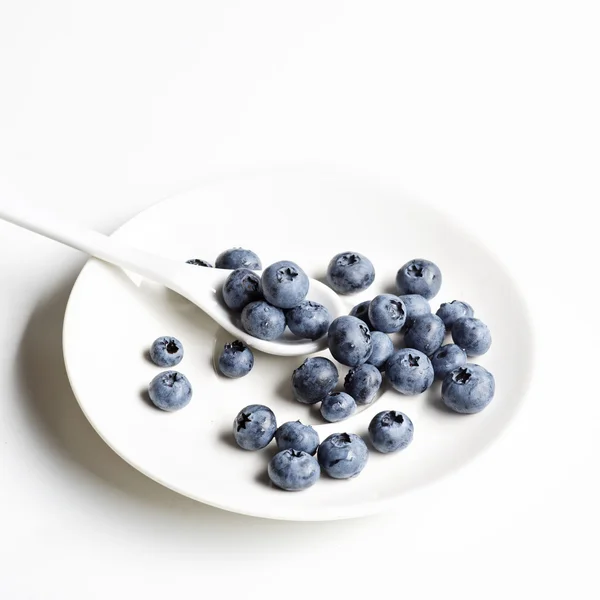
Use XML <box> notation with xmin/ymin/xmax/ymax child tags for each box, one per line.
<box><xmin>0</xmin><ymin>203</ymin><xmax>185</xmax><ymax>287</ymax></box>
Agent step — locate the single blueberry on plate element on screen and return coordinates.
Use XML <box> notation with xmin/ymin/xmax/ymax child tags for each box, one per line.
<box><xmin>261</xmin><ymin>260</ymin><xmax>309</xmax><ymax>309</ymax></box>
<box><xmin>286</xmin><ymin>300</ymin><xmax>331</xmax><ymax>340</ymax></box>
<box><xmin>215</xmin><ymin>248</ymin><xmax>262</xmax><ymax>270</ymax></box>
<box><xmin>292</xmin><ymin>357</ymin><xmax>339</xmax><ymax>404</ymax></box>
<box><xmin>386</xmin><ymin>348</ymin><xmax>434</xmax><ymax>395</ymax></box>
<box><xmin>328</xmin><ymin>316</ymin><xmax>373</xmax><ymax>367</ymax></box>
<box><xmin>317</xmin><ymin>433</ymin><xmax>369</xmax><ymax>479</ymax></box>
<box><xmin>149</xmin><ymin>336</ymin><xmax>184</xmax><ymax>367</ymax></box>
<box><xmin>275</xmin><ymin>421</ymin><xmax>320</xmax><ymax>455</ymax></box>
<box><xmin>241</xmin><ymin>300</ymin><xmax>286</xmax><ymax>340</ymax></box>
<box><xmin>218</xmin><ymin>340</ymin><xmax>254</xmax><ymax>378</ymax></box>
<box><xmin>367</xmin><ymin>331</ymin><xmax>394</xmax><ymax>370</ymax></box>
<box><xmin>396</xmin><ymin>259</ymin><xmax>442</xmax><ymax>300</ymax></box>
<box><xmin>452</xmin><ymin>317</ymin><xmax>492</xmax><ymax>356</ymax></box>
<box><xmin>399</xmin><ymin>294</ymin><xmax>431</xmax><ymax>321</ymax></box>
<box><xmin>222</xmin><ymin>268</ymin><xmax>263</xmax><ymax>312</ymax></box>
<box><xmin>403</xmin><ymin>313</ymin><xmax>445</xmax><ymax>356</ymax></box>
<box><xmin>327</xmin><ymin>252</ymin><xmax>375</xmax><ymax>295</ymax></box>
<box><xmin>233</xmin><ymin>404</ymin><xmax>277</xmax><ymax>450</ymax></box>
<box><xmin>344</xmin><ymin>363</ymin><xmax>382</xmax><ymax>405</ymax></box>
<box><xmin>349</xmin><ymin>300</ymin><xmax>372</xmax><ymax>329</ymax></box>
<box><xmin>268</xmin><ymin>450</ymin><xmax>320</xmax><ymax>491</ymax></box>
<box><xmin>368</xmin><ymin>294</ymin><xmax>406</xmax><ymax>333</ymax></box>
<box><xmin>320</xmin><ymin>392</ymin><xmax>357</xmax><ymax>423</ymax></box>
<box><xmin>186</xmin><ymin>258</ymin><xmax>213</xmax><ymax>268</ymax></box>
<box><xmin>148</xmin><ymin>370</ymin><xmax>192</xmax><ymax>411</ymax></box>
<box><xmin>368</xmin><ymin>410</ymin><xmax>414</xmax><ymax>453</ymax></box>
<box><xmin>436</xmin><ymin>300</ymin><xmax>474</xmax><ymax>330</ymax></box>
<box><xmin>430</xmin><ymin>343</ymin><xmax>467</xmax><ymax>380</ymax></box>
<box><xmin>441</xmin><ymin>364</ymin><xmax>495</xmax><ymax>414</ymax></box>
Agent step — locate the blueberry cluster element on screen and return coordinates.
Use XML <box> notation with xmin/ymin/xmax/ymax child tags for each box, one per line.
<box><xmin>232</xmin><ymin>404</ymin><xmax>369</xmax><ymax>490</ymax></box>
<box><xmin>229</xmin><ymin>253</ymin><xmax>495</xmax><ymax>492</ymax></box>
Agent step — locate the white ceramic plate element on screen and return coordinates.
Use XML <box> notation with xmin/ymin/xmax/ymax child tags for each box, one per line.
<box><xmin>63</xmin><ymin>170</ymin><xmax>533</xmax><ymax>521</ymax></box>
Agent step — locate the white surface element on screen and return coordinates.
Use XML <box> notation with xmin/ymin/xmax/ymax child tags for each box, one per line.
<box><xmin>0</xmin><ymin>0</ymin><xmax>597</xmax><ymax>597</ymax></box>
<box><xmin>63</xmin><ymin>171</ymin><xmax>533</xmax><ymax>520</ymax></box>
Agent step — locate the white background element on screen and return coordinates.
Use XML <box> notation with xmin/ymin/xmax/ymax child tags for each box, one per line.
<box><xmin>0</xmin><ymin>1</ymin><xmax>597</xmax><ymax>598</ymax></box>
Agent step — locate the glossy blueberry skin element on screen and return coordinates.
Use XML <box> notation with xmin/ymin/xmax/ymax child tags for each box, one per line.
<box><xmin>344</xmin><ymin>364</ymin><xmax>382</xmax><ymax>405</ymax></box>
<box><xmin>396</xmin><ymin>259</ymin><xmax>442</xmax><ymax>300</ymax></box>
<box><xmin>275</xmin><ymin>421</ymin><xmax>320</xmax><ymax>455</ymax></box>
<box><xmin>286</xmin><ymin>301</ymin><xmax>331</xmax><ymax>340</ymax></box>
<box><xmin>452</xmin><ymin>317</ymin><xmax>492</xmax><ymax>356</ymax></box>
<box><xmin>327</xmin><ymin>252</ymin><xmax>375</xmax><ymax>295</ymax></box>
<box><xmin>148</xmin><ymin>371</ymin><xmax>192</xmax><ymax>411</ymax></box>
<box><xmin>328</xmin><ymin>316</ymin><xmax>373</xmax><ymax>367</ymax></box>
<box><xmin>442</xmin><ymin>364</ymin><xmax>495</xmax><ymax>414</ymax></box>
<box><xmin>317</xmin><ymin>433</ymin><xmax>369</xmax><ymax>479</ymax></box>
<box><xmin>233</xmin><ymin>404</ymin><xmax>277</xmax><ymax>450</ymax></box>
<box><xmin>268</xmin><ymin>450</ymin><xmax>320</xmax><ymax>491</ymax></box>
<box><xmin>149</xmin><ymin>336</ymin><xmax>184</xmax><ymax>367</ymax></box>
<box><xmin>436</xmin><ymin>300</ymin><xmax>474</xmax><ymax>330</ymax></box>
<box><xmin>222</xmin><ymin>268</ymin><xmax>263</xmax><ymax>312</ymax></box>
<box><xmin>430</xmin><ymin>344</ymin><xmax>467</xmax><ymax>380</ymax></box>
<box><xmin>404</xmin><ymin>314</ymin><xmax>446</xmax><ymax>356</ymax></box>
<box><xmin>218</xmin><ymin>340</ymin><xmax>254</xmax><ymax>378</ymax></box>
<box><xmin>241</xmin><ymin>300</ymin><xmax>286</xmax><ymax>340</ymax></box>
<box><xmin>386</xmin><ymin>348</ymin><xmax>434</xmax><ymax>395</ymax></box>
<box><xmin>349</xmin><ymin>300</ymin><xmax>372</xmax><ymax>329</ymax></box>
<box><xmin>368</xmin><ymin>410</ymin><xmax>414</xmax><ymax>453</ymax></box>
<box><xmin>399</xmin><ymin>294</ymin><xmax>431</xmax><ymax>321</ymax></box>
<box><xmin>320</xmin><ymin>392</ymin><xmax>357</xmax><ymax>423</ymax></box>
<box><xmin>367</xmin><ymin>331</ymin><xmax>394</xmax><ymax>370</ymax></box>
<box><xmin>368</xmin><ymin>294</ymin><xmax>406</xmax><ymax>333</ymax></box>
<box><xmin>215</xmin><ymin>248</ymin><xmax>262</xmax><ymax>270</ymax></box>
<box><xmin>186</xmin><ymin>258</ymin><xmax>213</xmax><ymax>268</ymax></box>
<box><xmin>292</xmin><ymin>357</ymin><xmax>339</xmax><ymax>404</ymax></box>
<box><xmin>261</xmin><ymin>260</ymin><xmax>309</xmax><ymax>309</ymax></box>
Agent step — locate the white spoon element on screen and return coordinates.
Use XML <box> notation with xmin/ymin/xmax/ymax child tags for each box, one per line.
<box><xmin>0</xmin><ymin>204</ymin><xmax>346</xmax><ymax>356</ymax></box>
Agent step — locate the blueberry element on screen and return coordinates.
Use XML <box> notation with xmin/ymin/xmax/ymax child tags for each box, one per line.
<box><xmin>436</xmin><ymin>300</ymin><xmax>474</xmax><ymax>330</ymax></box>
<box><xmin>215</xmin><ymin>248</ymin><xmax>262</xmax><ymax>270</ymax></box>
<box><xmin>218</xmin><ymin>340</ymin><xmax>254</xmax><ymax>378</ymax></box>
<box><xmin>368</xmin><ymin>294</ymin><xmax>406</xmax><ymax>333</ymax></box>
<box><xmin>268</xmin><ymin>450</ymin><xmax>320</xmax><ymax>491</ymax></box>
<box><xmin>399</xmin><ymin>294</ymin><xmax>431</xmax><ymax>320</ymax></box>
<box><xmin>275</xmin><ymin>421</ymin><xmax>320</xmax><ymax>455</ymax></box>
<box><xmin>327</xmin><ymin>316</ymin><xmax>373</xmax><ymax>367</ymax></box>
<box><xmin>186</xmin><ymin>258</ymin><xmax>213</xmax><ymax>268</ymax></box>
<box><xmin>441</xmin><ymin>364</ymin><xmax>495</xmax><ymax>414</ymax></box>
<box><xmin>326</xmin><ymin>252</ymin><xmax>375</xmax><ymax>295</ymax></box>
<box><xmin>222</xmin><ymin>268</ymin><xmax>263</xmax><ymax>312</ymax></box>
<box><xmin>241</xmin><ymin>300</ymin><xmax>286</xmax><ymax>340</ymax></box>
<box><xmin>349</xmin><ymin>300</ymin><xmax>373</xmax><ymax>329</ymax></box>
<box><xmin>317</xmin><ymin>433</ymin><xmax>369</xmax><ymax>479</ymax></box>
<box><xmin>386</xmin><ymin>348</ymin><xmax>434</xmax><ymax>395</ymax></box>
<box><xmin>292</xmin><ymin>357</ymin><xmax>339</xmax><ymax>404</ymax></box>
<box><xmin>344</xmin><ymin>364</ymin><xmax>382</xmax><ymax>405</ymax></box>
<box><xmin>149</xmin><ymin>336</ymin><xmax>184</xmax><ymax>367</ymax></box>
<box><xmin>261</xmin><ymin>260</ymin><xmax>309</xmax><ymax>309</ymax></box>
<box><xmin>430</xmin><ymin>344</ymin><xmax>467</xmax><ymax>380</ymax></box>
<box><xmin>403</xmin><ymin>314</ymin><xmax>445</xmax><ymax>356</ymax></box>
<box><xmin>233</xmin><ymin>404</ymin><xmax>277</xmax><ymax>450</ymax></box>
<box><xmin>148</xmin><ymin>371</ymin><xmax>192</xmax><ymax>411</ymax></box>
<box><xmin>452</xmin><ymin>317</ymin><xmax>492</xmax><ymax>356</ymax></box>
<box><xmin>368</xmin><ymin>410</ymin><xmax>414</xmax><ymax>453</ymax></box>
<box><xmin>367</xmin><ymin>331</ymin><xmax>394</xmax><ymax>370</ymax></box>
<box><xmin>320</xmin><ymin>392</ymin><xmax>357</xmax><ymax>423</ymax></box>
<box><xmin>396</xmin><ymin>259</ymin><xmax>442</xmax><ymax>300</ymax></box>
<box><xmin>286</xmin><ymin>300</ymin><xmax>331</xmax><ymax>340</ymax></box>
